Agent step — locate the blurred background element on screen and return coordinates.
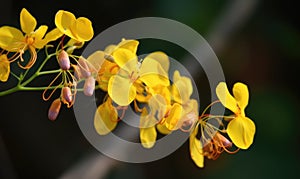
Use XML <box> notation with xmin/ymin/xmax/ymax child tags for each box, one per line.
<box><xmin>1</xmin><ymin>0</ymin><xmax>299</xmax><ymax>178</ymax></box>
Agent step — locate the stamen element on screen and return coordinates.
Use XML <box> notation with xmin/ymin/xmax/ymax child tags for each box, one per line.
<box><xmin>42</xmin><ymin>71</ymin><xmax>63</xmax><ymax>101</ymax></box>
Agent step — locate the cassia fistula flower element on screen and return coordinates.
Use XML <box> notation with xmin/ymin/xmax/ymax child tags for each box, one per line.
<box><xmin>0</xmin><ymin>8</ymin><xmax>62</xmax><ymax>69</ymax></box>
<box><xmin>216</xmin><ymin>82</ymin><xmax>256</xmax><ymax>149</ymax></box>
<box><xmin>55</xmin><ymin>10</ymin><xmax>94</xmax><ymax>43</ymax></box>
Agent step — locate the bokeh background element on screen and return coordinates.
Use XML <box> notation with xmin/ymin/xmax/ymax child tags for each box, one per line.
<box><xmin>1</xmin><ymin>0</ymin><xmax>299</xmax><ymax>178</ymax></box>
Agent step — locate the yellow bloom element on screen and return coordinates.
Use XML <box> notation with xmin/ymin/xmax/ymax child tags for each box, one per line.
<box><xmin>94</xmin><ymin>97</ymin><xmax>118</xmax><ymax>135</ymax></box>
<box><xmin>108</xmin><ymin>40</ymin><xmax>170</xmax><ymax>106</ymax></box>
<box><xmin>0</xmin><ymin>8</ymin><xmax>62</xmax><ymax>69</ymax></box>
<box><xmin>163</xmin><ymin>71</ymin><xmax>198</xmax><ymax>131</ymax></box>
<box><xmin>55</xmin><ymin>10</ymin><xmax>93</xmax><ymax>43</ymax></box>
<box><xmin>216</xmin><ymin>82</ymin><xmax>256</xmax><ymax>149</ymax></box>
<box><xmin>0</xmin><ymin>54</ymin><xmax>10</xmax><ymax>82</ymax></box>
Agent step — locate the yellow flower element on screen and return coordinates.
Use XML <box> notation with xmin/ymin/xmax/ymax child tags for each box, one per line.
<box><xmin>0</xmin><ymin>54</ymin><xmax>10</xmax><ymax>82</ymax></box>
<box><xmin>216</xmin><ymin>82</ymin><xmax>256</xmax><ymax>149</ymax></box>
<box><xmin>108</xmin><ymin>40</ymin><xmax>170</xmax><ymax>106</ymax></box>
<box><xmin>55</xmin><ymin>10</ymin><xmax>93</xmax><ymax>43</ymax></box>
<box><xmin>0</xmin><ymin>8</ymin><xmax>62</xmax><ymax>69</ymax></box>
<box><xmin>94</xmin><ymin>97</ymin><xmax>118</xmax><ymax>135</ymax></box>
<box><xmin>163</xmin><ymin>71</ymin><xmax>198</xmax><ymax>131</ymax></box>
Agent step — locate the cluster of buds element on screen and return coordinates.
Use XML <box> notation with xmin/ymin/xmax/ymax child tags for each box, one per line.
<box><xmin>46</xmin><ymin>50</ymin><xmax>96</xmax><ymax>121</ymax></box>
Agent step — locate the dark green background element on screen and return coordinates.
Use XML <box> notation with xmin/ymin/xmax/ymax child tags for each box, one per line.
<box><xmin>1</xmin><ymin>0</ymin><xmax>299</xmax><ymax>178</ymax></box>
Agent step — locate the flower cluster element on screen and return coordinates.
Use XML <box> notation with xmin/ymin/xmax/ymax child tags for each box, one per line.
<box><xmin>0</xmin><ymin>8</ymin><xmax>256</xmax><ymax>168</ymax></box>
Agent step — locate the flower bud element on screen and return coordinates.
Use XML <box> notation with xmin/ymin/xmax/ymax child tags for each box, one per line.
<box><xmin>83</xmin><ymin>76</ymin><xmax>95</xmax><ymax>96</ymax></box>
<box><xmin>58</xmin><ymin>50</ymin><xmax>70</xmax><ymax>70</ymax></box>
<box><xmin>78</xmin><ymin>57</ymin><xmax>91</xmax><ymax>78</ymax></box>
<box><xmin>48</xmin><ymin>98</ymin><xmax>61</xmax><ymax>121</ymax></box>
<box><xmin>61</xmin><ymin>86</ymin><xmax>72</xmax><ymax>103</ymax></box>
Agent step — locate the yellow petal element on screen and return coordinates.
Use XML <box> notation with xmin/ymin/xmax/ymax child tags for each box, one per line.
<box><xmin>0</xmin><ymin>26</ymin><xmax>24</xmax><ymax>51</ymax></box>
<box><xmin>216</xmin><ymin>82</ymin><xmax>239</xmax><ymax>114</ymax></box>
<box><xmin>190</xmin><ymin>125</ymin><xmax>204</xmax><ymax>168</ymax></box>
<box><xmin>55</xmin><ymin>10</ymin><xmax>76</xmax><ymax>39</ymax></box>
<box><xmin>164</xmin><ymin>103</ymin><xmax>183</xmax><ymax>130</ymax></box>
<box><xmin>86</xmin><ymin>51</ymin><xmax>105</xmax><ymax>72</ymax></box>
<box><xmin>233</xmin><ymin>82</ymin><xmax>249</xmax><ymax>112</ymax></box>
<box><xmin>0</xmin><ymin>55</ymin><xmax>10</xmax><ymax>82</ymax></box>
<box><xmin>156</xmin><ymin>124</ymin><xmax>171</xmax><ymax>135</ymax></box>
<box><xmin>34</xmin><ymin>25</ymin><xmax>48</xmax><ymax>40</ymax></box>
<box><xmin>139</xmin><ymin>57</ymin><xmax>170</xmax><ymax>87</ymax></box>
<box><xmin>171</xmin><ymin>70</ymin><xmax>193</xmax><ymax>104</ymax></box>
<box><xmin>227</xmin><ymin>116</ymin><xmax>256</xmax><ymax>149</ymax></box>
<box><xmin>117</xmin><ymin>39</ymin><xmax>139</xmax><ymax>54</ymax></box>
<box><xmin>33</xmin><ymin>25</ymin><xmax>48</xmax><ymax>49</ymax></box>
<box><xmin>108</xmin><ymin>75</ymin><xmax>136</xmax><ymax>106</ymax></box>
<box><xmin>145</xmin><ymin>51</ymin><xmax>169</xmax><ymax>73</ymax></box>
<box><xmin>112</xmin><ymin>48</ymin><xmax>137</xmax><ymax>71</ymax></box>
<box><xmin>94</xmin><ymin>97</ymin><xmax>118</xmax><ymax>135</ymax></box>
<box><xmin>72</xmin><ymin>17</ymin><xmax>94</xmax><ymax>42</ymax></box>
<box><xmin>43</xmin><ymin>28</ymin><xmax>63</xmax><ymax>43</ymax></box>
<box><xmin>20</xmin><ymin>8</ymin><xmax>37</xmax><ymax>34</ymax></box>
<box><xmin>140</xmin><ymin>108</ymin><xmax>157</xmax><ymax>148</ymax></box>
<box><xmin>104</xmin><ymin>44</ymin><xmax>117</xmax><ymax>54</ymax></box>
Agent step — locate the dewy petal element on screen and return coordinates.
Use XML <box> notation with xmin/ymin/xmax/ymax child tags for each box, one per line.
<box><xmin>113</xmin><ymin>48</ymin><xmax>137</xmax><ymax>71</ymax></box>
<box><xmin>72</xmin><ymin>17</ymin><xmax>94</xmax><ymax>42</ymax></box>
<box><xmin>227</xmin><ymin>116</ymin><xmax>256</xmax><ymax>149</ymax></box>
<box><xmin>20</xmin><ymin>8</ymin><xmax>37</xmax><ymax>34</ymax></box>
<box><xmin>145</xmin><ymin>51</ymin><xmax>169</xmax><ymax>73</ymax></box>
<box><xmin>55</xmin><ymin>10</ymin><xmax>76</xmax><ymax>38</ymax></box>
<box><xmin>140</xmin><ymin>108</ymin><xmax>157</xmax><ymax>148</ymax></box>
<box><xmin>0</xmin><ymin>55</ymin><xmax>10</xmax><ymax>82</ymax></box>
<box><xmin>216</xmin><ymin>82</ymin><xmax>239</xmax><ymax>114</ymax></box>
<box><xmin>108</xmin><ymin>75</ymin><xmax>136</xmax><ymax>106</ymax></box>
<box><xmin>0</xmin><ymin>26</ymin><xmax>24</xmax><ymax>51</ymax></box>
<box><xmin>171</xmin><ymin>70</ymin><xmax>193</xmax><ymax>104</ymax></box>
<box><xmin>233</xmin><ymin>82</ymin><xmax>249</xmax><ymax>112</ymax></box>
<box><xmin>190</xmin><ymin>125</ymin><xmax>204</xmax><ymax>168</ymax></box>
<box><xmin>94</xmin><ymin>97</ymin><xmax>118</xmax><ymax>135</ymax></box>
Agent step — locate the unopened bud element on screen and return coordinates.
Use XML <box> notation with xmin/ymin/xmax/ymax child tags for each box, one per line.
<box><xmin>48</xmin><ymin>98</ymin><xmax>61</xmax><ymax>121</ymax></box>
<box><xmin>83</xmin><ymin>76</ymin><xmax>95</xmax><ymax>96</ymax></box>
<box><xmin>78</xmin><ymin>57</ymin><xmax>91</xmax><ymax>78</ymax></box>
<box><xmin>58</xmin><ymin>50</ymin><xmax>70</xmax><ymax>70</ymax></box>
<box><xmin>61</xmin><ymin>86</ymin><xmax>72</xmax><ymax>103</ymax></box>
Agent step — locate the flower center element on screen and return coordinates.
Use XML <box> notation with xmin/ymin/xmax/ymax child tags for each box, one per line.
<box><xmin>26</xmin><ymin>36</ymin><xmax>35</xmax><ymax>45</ymax></box>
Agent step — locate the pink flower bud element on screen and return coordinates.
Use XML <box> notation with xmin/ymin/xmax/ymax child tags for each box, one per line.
<box><xmin>83</xmin><ymin>76</ymin><xmax>95</xmax><ymax>96</ymax></box>
<box><xmin>58</xmin><ymin>50</ymin><xmax>70</xmax><ymax>70</ymax></box>
<box><xmin>61</xmin><ymin>86</ymin><xmax>72</xmax><ymax>103</ymax></box>
<box><xmin>78</xmin><ymin>57</ymin><xmax>91</xmax><ymax>78</ymax></box>
<box><xmin>48</xmin><ymin>98</ymin><xmax>61</xmax><ymax>121</ymax></box>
